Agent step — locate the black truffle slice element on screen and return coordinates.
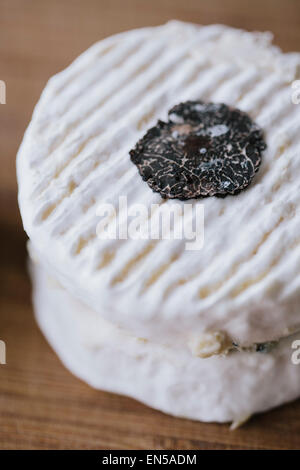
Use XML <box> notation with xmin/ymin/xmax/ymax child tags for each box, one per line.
<box><xmin>129</xmin><ymin>101</ymin><xmax>266</xmax><ymax>200</ymax></box>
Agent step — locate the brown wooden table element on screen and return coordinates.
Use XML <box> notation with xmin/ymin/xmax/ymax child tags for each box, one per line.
<box><xmin>1</xmin><ymin>0</ymin><xmax>300</xmax><ymax>450</ymax></box>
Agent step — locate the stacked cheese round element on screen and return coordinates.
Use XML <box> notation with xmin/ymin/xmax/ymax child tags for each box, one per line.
<box><xmin>18</xmin><ymin>21</ymin><xmax>300</xmax><ymax>424</ymax></box>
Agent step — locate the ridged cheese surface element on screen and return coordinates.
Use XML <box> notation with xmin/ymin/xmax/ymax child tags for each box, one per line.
<box><xmin>18</xmin><ymin>21</ymin><xmax>300</xmax><ymax>349</ymax></box>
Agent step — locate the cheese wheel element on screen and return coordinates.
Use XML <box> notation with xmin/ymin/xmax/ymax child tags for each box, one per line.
<box><xmin>18</xmin><ymin>21</ymin><xmax>300</xmax><ymax>352</ymax></box>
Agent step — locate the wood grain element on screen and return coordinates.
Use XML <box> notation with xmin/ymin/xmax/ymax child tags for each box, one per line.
<box><xmin>1</xmin><ymin>0</ymin><xmax>300</xmax><ymax>450</ymax></box>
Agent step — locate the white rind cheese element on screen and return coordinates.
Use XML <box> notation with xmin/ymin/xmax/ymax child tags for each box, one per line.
<box><xmin>31</xmin><ymin>260</ymin><xmax>300</xmax><ymax>424</ymax></box>
<box><xmin>18</xmin><ymin>21</ymin><xmax>300</xmax><ymax>351</ymax></box>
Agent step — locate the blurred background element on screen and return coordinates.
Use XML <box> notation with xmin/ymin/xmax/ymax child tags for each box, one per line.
<box><xmin>1</xmin><ymin>0</ymin><xmax>300</xmax><ymax>450</ymax></box>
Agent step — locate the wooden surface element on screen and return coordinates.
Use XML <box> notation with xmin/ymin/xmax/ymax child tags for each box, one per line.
<box><xmin>1</xmin><ymin>0</ymin><xmax>300</xmax><ymax>450</ymax></box>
